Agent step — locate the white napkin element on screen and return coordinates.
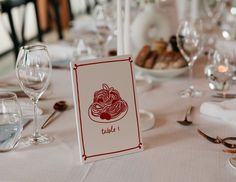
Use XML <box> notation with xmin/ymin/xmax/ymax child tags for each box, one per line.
<box><xmin>71</xmin><ymin>15</ymin><xmax>96</xmax><ymax>32</ymax></box>
<box><xmin>200</xmin><ymin>98</ymin><xmax>236</xmax><ymax>124</ymax></box>
<box><xmin>47</xmin><ymin>43</ymin><xmax>74</xmax><ymax>62</ymax></box>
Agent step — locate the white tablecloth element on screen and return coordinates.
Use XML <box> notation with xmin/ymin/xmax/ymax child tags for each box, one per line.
<box><xmin>0</xmin><ymin>58</ymin><xmax>236</xmax><ymax>182</ymax></box>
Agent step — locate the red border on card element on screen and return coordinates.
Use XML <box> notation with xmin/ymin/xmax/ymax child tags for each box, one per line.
<box><xmin>73</xmin><ymin>57</ymin><xmax>142</xmax><ymax>161</ymax></box>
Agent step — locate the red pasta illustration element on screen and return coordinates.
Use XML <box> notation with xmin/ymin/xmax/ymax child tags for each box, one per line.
<box><xmin>88</xmin><ymin>84</ymin><xmax>128</xmax><ymax>123</ymax></box>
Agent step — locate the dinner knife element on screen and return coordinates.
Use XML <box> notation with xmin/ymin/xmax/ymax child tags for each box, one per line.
<box><xmin>212</xmin><ymin>93</ymin><xmax>236</xmax><ymax>99</ymax></box>
<box><xmin>23</xmin><ymin>119</ymin><xmax>33</xmax><ymax>130</ymax></box>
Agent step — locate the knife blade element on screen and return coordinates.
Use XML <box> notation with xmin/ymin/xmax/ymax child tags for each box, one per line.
<box><xmin>23</xmin><ymin>119</ymin><xmax>33</xmax><ymax>130</ymax></box>
<box><xmin>212</xmin><ymin>93</ymin><xmax>236</xmax><ymax>99</ymax></box>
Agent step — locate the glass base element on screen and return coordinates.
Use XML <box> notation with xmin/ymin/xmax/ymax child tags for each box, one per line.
<box><xmin>179</xmin><ymin>86</ymin><xmax>202</xmax><ymax>98</ymax></box>
<box><xmin>19</xmin><ymin>133</ymin><xmax>54</xmax><ymax>146</ymax></box>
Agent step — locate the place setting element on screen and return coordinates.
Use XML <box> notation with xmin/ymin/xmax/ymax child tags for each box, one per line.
<box><xmin>1</xmin><ymin>0</ymin><xmax>236</xmax><ymax>181</ymax></box>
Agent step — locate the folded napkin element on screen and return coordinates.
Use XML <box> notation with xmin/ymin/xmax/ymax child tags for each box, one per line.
<box><xmin>200</xmin><ymin>98</ymin><xmax>236</xmax><ymax>123</ymax></box>
<box><xmin>47</xmin><ymin>43</ymin><xmax>74</xmax><ymax>63</ymax></box>
<box><xmin>71</xmin><ymin>15</ymin><xmax>96</xmax><ymax>32</ymax></box>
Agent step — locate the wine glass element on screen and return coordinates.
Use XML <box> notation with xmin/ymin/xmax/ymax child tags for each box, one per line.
<box><xmin>203</xmin><ymin>0</ymin><xmax>225</xmax><ymax>21</ymax></box>
<box><xmin>15</xmin><ymin>44</ymin><xmax>53</xmax><ymax>145</ymax></box>
<box><xmin>135</xmin><ymin>76</ymin><xmax>155</xmax><ymax>131</ymax></box>
<box><xmin>93</xmin><ymin>5</ymin><xmax>112</xmax><ymax>57</ymax></box>
<box><xmin>0</xmin><ymin>92</ymin><xmax>22</xmax><ymax>152</ymax></box>
<box><xmin>205</xmin><ymin>49</ymin><xmax>234</xmax><ymax>98</ymax></box>
<box><xmin>176</xmin><ymin>21</ymin><xmax>203</xmax><ymax>97</ymax></box>
<box><xmin>194</xmin><ymin>16</ymin><xmax>220</xmax><ymax>54</ymax></box>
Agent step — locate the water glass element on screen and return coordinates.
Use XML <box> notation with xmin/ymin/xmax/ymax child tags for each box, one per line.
<box><xmin>93</xmin><ymin>5</ymin><xmax>112</xmax><ymax>57</ymax></box>
<box><xmin>205</xmin><ymin>50</ymin><xmax>234</xmax><ymax>96</ymax></box>
<box><xmin>0</xmin><ymin>92</ymin><xmax>22</xmax><ymax>152</ymax></box>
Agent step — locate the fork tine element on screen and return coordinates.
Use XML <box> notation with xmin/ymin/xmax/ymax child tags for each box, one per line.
<box><xmin>197</xmin><ymin>129</ymin><xmax>220</xmax><ymax>144</ymax></box>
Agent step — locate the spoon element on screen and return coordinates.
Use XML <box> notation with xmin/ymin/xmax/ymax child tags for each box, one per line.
<box><xmin>41</xmin><ymin>101</ymin><xmax>68</xmax><ymax>129</ymax></box>
<box><xmin>177</xmin><ymin>106</ymin><xmax>194</xmax><ymax>126</ymax></box>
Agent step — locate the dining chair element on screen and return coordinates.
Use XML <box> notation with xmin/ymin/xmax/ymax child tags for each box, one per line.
<box><xmin>0</xmin><ymin>0</ymin><xmax>69</xmax><ymax>60</ymax></box>
<box><xmin>0</xmin><ymin>0</ymin><xmax>42</xmax><ymax>60</ymax></box>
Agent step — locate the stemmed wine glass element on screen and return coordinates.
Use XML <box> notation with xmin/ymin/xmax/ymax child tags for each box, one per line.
<box><xmin>176</xmin><ymin>21</ymin><xmax>203</xmax><ymax>97</ymax></box>
<box><xmin>198</xmin><ymin>0</ymin><xmax>225</xmax><ymax>52</ymax></box>
<box><xmin>203</xmin><ymin>0</ymin><xmax>225</xmax><ymax>21</ymax></box>
<box><xmin>15</xmin><ymin>44</ymin><xmax>53</xmax><ymax>145</ymax></box>
<box><xmin>93</xmin><ymin>5</ymin><xmax>112</xmax><ymax>57</ymax></box>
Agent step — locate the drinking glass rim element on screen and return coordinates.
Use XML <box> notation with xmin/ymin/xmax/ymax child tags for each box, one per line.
<box><xmin>21</xmin><ymin>44</ymin><xmax>47</xmax><ymax>52</ymax></box>
<box><xmin>0</xmin><ymin>92</ymin><xmax>17</xmax><ymax>100</ymax></box>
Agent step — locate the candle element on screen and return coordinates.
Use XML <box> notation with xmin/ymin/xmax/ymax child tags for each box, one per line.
<box><xmin>117</xmin><ymin>0</ymin><xmax>124</xmax><ymax>55</ymax></box>
<box><xmin>124</xmin><ymin>0</ymin><xmax>130</xmax><ymax>54</ymax></box>
<box><xmin>217</xmin><ymin>65</ymin><xmax>228</xmax><ymax>73</ymax></box>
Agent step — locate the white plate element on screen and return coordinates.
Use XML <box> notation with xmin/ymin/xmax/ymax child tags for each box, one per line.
<box><xmin>135</xmin><ymin>76</ymin><xmax>153</xmax><ymax>93</ymax></box>
<box><xmin>135</xmin><ymin>65</ymin><xmax>188</xmax><ymax>78</ymax></box>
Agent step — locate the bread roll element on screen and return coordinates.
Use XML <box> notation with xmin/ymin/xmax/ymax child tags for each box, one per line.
<box><xmin>170</xmin><ymin>57</ymin><xmax>187</xmax><ymax>68</ymax></box>
<box><xmin>143</xmin><ymin>51</ymin><xmax>158</xmax><ymax>69</ymax></box>
<box><xmin>135</xmin><ymin>45</ymin><xmax>151</xmax><ymax>67</ymax></box>
<box><xmin>153</xmin><ymin>39</ymin><xmax>168</xmax><ymax>54</ymax></box>
<box><xmin>154</xmin><ymin>51</ymin><xmax>174</xmax><ymax>69</ymax></box>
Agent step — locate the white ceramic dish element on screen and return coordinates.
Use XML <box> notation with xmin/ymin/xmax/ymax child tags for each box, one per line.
<box><xmin>135</xmin><ymin>76</ymin><xmax>153</xmax><ymax>93</ymax></box>
<box><xmin>139</xmin><ymin>110</ymin><xmax>155</xmax><ymax>131</ymax></box>
<box><xmin>135</xmin><ymin>65</ymin><xmax>188</xmax><ymax>78</ymax></box>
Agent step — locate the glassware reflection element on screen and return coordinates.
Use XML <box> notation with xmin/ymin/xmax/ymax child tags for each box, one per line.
<box><xmin>176</xmin><ymin>21</ymin><xmax>203</xmax><ymax>97</ymax></box>
<box><xmin>93</xmin><ymin>5</ymin><xmax>112</xmax><ymax>57</ymax></box>
<box><xmin>0</xmin><ymin>92</ymin><xmax>22</xmax><ymax>152</ymax></box>
<box><xmin>205</xmin><ymin>49</ymin><xmax>234</xmax><ymax>97</ymax></box>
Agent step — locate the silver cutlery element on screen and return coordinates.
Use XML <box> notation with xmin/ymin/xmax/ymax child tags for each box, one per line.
<box><xmin>41</xmin><ymin>101</ymin><xmax>68</xmax><ymax>129</ymax></box>
<box><xmin>177</xmin><ymin>106</ymin><xmax>194</xmax><ymax>126</ymax></box>
<box><xmin>23</xmin><ymin>119</ymin><xmax>33</xmax><ymax>130</ymax></box>
<box><xmin>223</xmin><ymin>149</ymin><xmax>236</xmax><ymax>153</ymax></box>
<box><xmin>212</xmin><ymin>93</ymin><xmax>236</xmax><ymax>99</ymax></box>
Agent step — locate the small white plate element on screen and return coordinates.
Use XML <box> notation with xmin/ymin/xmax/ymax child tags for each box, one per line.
<box><xmin>139</xmin><ymin>110</ymin><xmax>155</xmax><ymax>131</ymax></box>
<box><xmin>135</xmin><ymin>65</ymin><xmax>188</xmax><ymax>78</ymax></box>
<box><xmin>229</xmin><ymin>158</ymin><xmax>236</xmax><ymax>170</ymax></box>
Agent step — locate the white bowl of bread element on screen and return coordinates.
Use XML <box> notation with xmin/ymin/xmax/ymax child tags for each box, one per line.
<box><xmin>135</xmin><ymin>39</ymin><xmax>188</xmax><ymax>78</ymax></box>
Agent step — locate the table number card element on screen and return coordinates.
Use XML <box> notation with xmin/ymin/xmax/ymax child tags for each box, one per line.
<box><xmin>70</xmin><ymin>55</ymin><xmax>143</xmax><ymax>163</ymax></box>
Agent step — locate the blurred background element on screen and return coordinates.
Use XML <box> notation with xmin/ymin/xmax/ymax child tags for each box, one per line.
<box><xmin>0</xmin><ymin>0</ymin><xmax>235</xmax><ymax>76</ymax></box>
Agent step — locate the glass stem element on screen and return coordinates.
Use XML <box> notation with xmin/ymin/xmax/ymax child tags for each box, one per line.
<box><xmin>33</xmin><ymin>99</ymin><xmax>39</xmax><ymax>138</ymax></box>
<box><xmin>189</xmin><ymin>61</ymin><xmax>194</xmax><ymax>90</ymax></box>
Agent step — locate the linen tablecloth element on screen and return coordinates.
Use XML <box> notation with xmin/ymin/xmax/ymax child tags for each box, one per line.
<box><xmin>0</xmin><ymin>59</ymin><xmax>236</xmax><ymax>182</ymax></box>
